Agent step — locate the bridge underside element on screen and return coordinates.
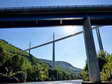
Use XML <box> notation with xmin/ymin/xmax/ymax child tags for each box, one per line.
<box><xmin>0</xmin><ymin>18</ymin><xmax>112</xmax><ymax>28</ymax></box>
<box><xmin>0</xmin><ymin>5</ymin><xmax>112</xmax><ymax>28</ymax></box>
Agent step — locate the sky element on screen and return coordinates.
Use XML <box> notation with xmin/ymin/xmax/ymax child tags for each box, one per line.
<box><xmin>0</xmin><ymin>0</ymin><xmax>112</xmax><ymax>8</ymax></box>
<box><xmin>0</xmin><ymin>0</ymin><xmax>112</xmax><ymax>69</ymax></box>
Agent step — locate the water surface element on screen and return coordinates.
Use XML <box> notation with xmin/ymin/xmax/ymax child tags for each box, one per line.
<box><xmin>11</xmin><ymin>80</ymin><xmax>82</xmax><ymax>84</ymax></box>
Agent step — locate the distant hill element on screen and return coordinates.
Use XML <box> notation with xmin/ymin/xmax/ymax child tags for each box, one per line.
<box><xmin>40</xmin><ymin>59</ymin><xmax>82</xmax><ymax>75</ymax></box>
<box><xmin>0</xmin><ymin>39</ymin><xmax>81</xmax><ymax>77</ymax></box>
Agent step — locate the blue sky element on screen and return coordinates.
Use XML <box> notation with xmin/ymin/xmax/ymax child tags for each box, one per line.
<box><xmin>0</xmin><ymin>0</ymin><xmax>112</xmax><ymax>8</ymax></box>
<box><xmin>0</xmin><ymin>26</ymin><xmax>112</xmax><ymax>69</ymax></box>
<box><xmin>0</xmin><ymin>0</ymin><xmax>112</xmax><ymax>69</ymax></box>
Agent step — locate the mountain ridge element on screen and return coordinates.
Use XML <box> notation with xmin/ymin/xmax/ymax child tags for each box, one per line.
<box><xmin>39</xmin><ymin>58</ymin><xmax>82</xmax><ymax>74</ymax></box>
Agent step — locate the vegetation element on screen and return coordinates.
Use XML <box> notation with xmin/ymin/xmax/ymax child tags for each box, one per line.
<box><xmin>80</xmin><ymin>51</ymin><xmax>112</xmax><ymax>81</ymax></box>
<box><xmin>0</xmin><ymin>40</ymin><xmax>80</xmax><ymax>83</ymax></box>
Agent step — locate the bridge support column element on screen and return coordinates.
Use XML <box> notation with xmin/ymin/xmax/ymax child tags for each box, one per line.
<box><xmin>96</xmin><ymin>27</ymin><xmax>104</xmax><ymax>51</ymax></box>
<box><xmin>83</xmin><ymin>17</ymin><xmax>100</xmax><ymax>83</ymax></box>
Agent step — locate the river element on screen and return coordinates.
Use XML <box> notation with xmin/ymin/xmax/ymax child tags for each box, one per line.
<box><xmin>10</xmin><ymin>80</ymin><xmax>82</xmax><ymax>84</ymax></box>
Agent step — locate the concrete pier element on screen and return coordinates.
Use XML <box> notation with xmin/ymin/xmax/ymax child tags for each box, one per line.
<box><xmin>83</xmin><ymin>17</ymin><xmax>100</xmax><ymax>82</ymax></box>
<box><xmin>96</xmin><ymin>27</ymin><xmax>104</xmax><ymax>51</ymax></box>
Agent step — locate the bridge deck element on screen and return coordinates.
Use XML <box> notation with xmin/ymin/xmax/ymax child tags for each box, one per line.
<box><xmin>0</xmin><ymin>5</ymin><xmax>112</xmax><ymax>28</ymax></box>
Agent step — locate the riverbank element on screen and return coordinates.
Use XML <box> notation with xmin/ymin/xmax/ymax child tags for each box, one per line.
<box><xmin>82</xmin><ymin>81</ymin><xmax>112</xmax><ymax>84</ymax></box>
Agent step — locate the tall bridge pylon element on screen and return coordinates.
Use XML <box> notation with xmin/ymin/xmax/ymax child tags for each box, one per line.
<box><xmin>52</xmin><ymin>32</ymin><xmax>55</xmax><ymax>69</ymax></box>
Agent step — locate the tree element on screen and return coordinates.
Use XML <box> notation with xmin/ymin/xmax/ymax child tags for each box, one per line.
<box><xmin>0</xmin><ymin>47</ymin><xmax>9</xmax><ymax>66</ymax></box>
<box><xmin>100</xmin><ymin>54</ymin><xmax>112</xmax><ymax>81</ymax></box>
<box><xmin>80</xmin><ymin>51</ymin><xmax>109</xmax><ymax>81</ymax></box>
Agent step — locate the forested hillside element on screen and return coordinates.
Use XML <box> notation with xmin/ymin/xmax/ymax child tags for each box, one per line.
<box><xmin>0</xmin><ymin>40</ymin><xmax>81</xmax><ymax>83</ymax></box>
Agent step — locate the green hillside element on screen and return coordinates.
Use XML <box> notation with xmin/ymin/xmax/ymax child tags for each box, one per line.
<box><xmin>0</xmin><ymin>40</ymin><xmax>81</xmax><ymax>83</ymax></box>
<box><xmin>0</xmin><ymin>39</ymin><xmax>42</xmax><ymax>65</ymax></box>
<box><xmin>0</xmin><ymin>40</ymin><xmax>28</xmax><ymax>56</ymax></box>
<box><xmin>0</xmin><ymin>40</ymin><xmax>50</xmax><ymax>82</ymax></box>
